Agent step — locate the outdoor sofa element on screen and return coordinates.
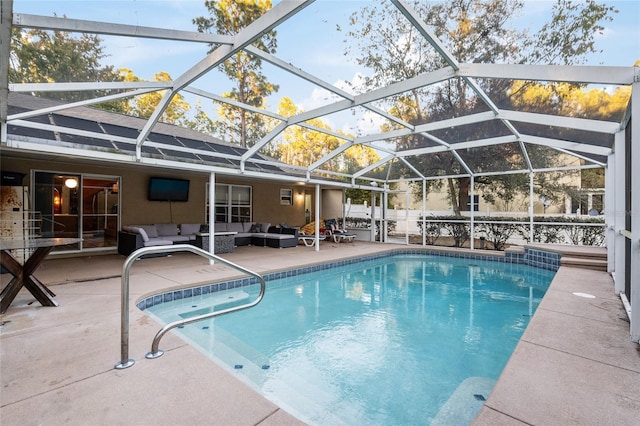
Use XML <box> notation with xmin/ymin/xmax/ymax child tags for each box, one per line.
<box><xmin>213</xmin><ymin>222</ymin><xmax>299</xmax><ymax>248</ymax></box>
<box><xmin>118</xmin><ymin>222</ymin><xmax>298</xmax><ymax>256</ymax></box>
<box><xmin>117</xmin><ymin>223</ymin><xmax>201</xmax><ymax>256</ymax></box>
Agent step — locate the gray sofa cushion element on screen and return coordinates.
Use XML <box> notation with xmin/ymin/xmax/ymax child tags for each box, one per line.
<box><xmin>214</xmin><ymin>223</ymin><xmax>227</xmax><ymax>232</ymax></box>
<box><xmin>266</xmin><ymin>234</ymin><xmax>296</xmax><ymax>240</ymax></box>
<box><xmin>156</xmin><ymin>223</ymin><xmax>178</xmax><ymax>236</ymax></box>
<box><xmin>180</xmin><ymin>223</ymin><xmax>200</xmax><ymax>235</ymax></box>
<box><xmin>139</xmin><ymin>225</ymin><xmax>158</xmax><ymax>238</ymax></box>
<box><xmin>162</xmin><ymin>235</ymin><xmax>191</xmax><ymax>243</ymax></box>
<box><xmin>143</xmin><ymin>238</ymin><xmax>174</xmax><ymax>247</ymax></box>
<box><xmin>226</xmin><ymin>222</ymin><xmax>244</xmax><ymax>233</ymax></box>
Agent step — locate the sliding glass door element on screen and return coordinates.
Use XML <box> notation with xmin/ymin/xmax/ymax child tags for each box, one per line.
<box><xmin>33</xmin><ymin>171</ymin><xmax>119</xmax><ymax>252</ymax></box>
<box><xmin>82</xmin><ymin>177</ymin><xmax>119</xmax><ymax>249</ymax></box>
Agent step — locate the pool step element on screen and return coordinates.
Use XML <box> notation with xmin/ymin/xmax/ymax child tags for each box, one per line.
<box><xmin>561</xmin><ymin>255</ymin><xmax>607</xmax><ymax>271</ymax></box>
<box><xmin>560</xmin><ymin>246</ymin><xmax>607</xmax><ymax>271</ymax></box>
<box><xmin>431</xmin><ymin>377</ymin><xmax>496</xmax><ymax>426</ymax></box>
<box><xmin>526</xmin><ymin>243</ymin><xmax>608</xmax><ymax>272</ymax></box>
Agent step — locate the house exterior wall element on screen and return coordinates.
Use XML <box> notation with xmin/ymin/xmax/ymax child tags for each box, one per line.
<box><xmin>321</xmin><ymin>189</ymin><xmax>343</xmax><ymax>220</ymax></box>
<box><xmin>220</xmin><ymin>179</ymin><xmax>307</xmax><ymax>226</ymax></box>
<box><xmin>2</xmin><ymin>158</ymin><xmax>312</xmax><ymax>229</ymax></box>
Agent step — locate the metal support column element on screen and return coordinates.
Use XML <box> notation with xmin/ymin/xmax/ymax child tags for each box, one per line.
<box><xmin>315</xmin><ymin>184</ymin><xmax>321</xmax><ymax>252</ymax></box>
<box><xmin>370</xmin><ymin>191</ymin><xmax>376</xmax><ymax>242</ymax></box>
<box><xmin>208</xmin><ymin>172</ymin><xmax>215</xmax><ymax>264</ymax></box>
<box><xmin>422</xmin><ymin>179</ymin><xmax>426</xmax><ymax>246</ymax></box>
<box><xmin>614</xmin><ymin>131</ymin><xmax>626</xmax><ymax>295</ymax></box>
<box><xmin>383</xmin><ymin>189</ymin><xmax>388</xmax><ymax>243</ymax></box>
<box><xmin>405</xmin><ymin>183</ymin><xmax>410</xmax><ymax>245</ymax></box>
<box><xmin>529</xmin><ymin>173</ymin><xmax>534</xmax><ymax>242</ymax></box>
<box><xmin>470</xmin><ymin>175</ymin><xmax>475</xmax><ymax>250</ymax></box>
<box><xmin>605</xmin><ymin>153</ymin><xmax>615</xmax><ymax>273</ymax></box>
<box><xmin>630</xmin><ymin>82</ymin><xmax>639</xmax><ymax>342</ymax></box>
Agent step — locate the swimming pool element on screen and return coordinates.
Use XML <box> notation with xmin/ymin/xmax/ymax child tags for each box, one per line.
<box><xmin>144</xmin><ymin>253</ymin><xmax>555</xmax><ymax>425</ymax></box>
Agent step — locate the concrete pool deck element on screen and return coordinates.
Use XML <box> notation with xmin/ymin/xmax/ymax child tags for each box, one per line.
<box><xmin>1</xmin><ymin>242</ymin><xmax>639</xmax><ymax>425</ymax></box>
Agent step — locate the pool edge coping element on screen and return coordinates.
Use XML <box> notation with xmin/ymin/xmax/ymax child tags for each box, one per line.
<box><xmin>136</xmin><ymin>245</ymin><xmax>560</xmax><ymax>312</ymax></box>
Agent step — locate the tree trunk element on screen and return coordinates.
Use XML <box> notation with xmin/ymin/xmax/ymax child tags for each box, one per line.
<box><xmin>447</xmin><ymin>177</ymin><xmax>471</xmax><ymax>217</ymax></box>
<box><xmin>458</xmin><ymin>177</ymin><xmax>470</xmax><ymax>213</ymax></box>
<box><xmin>240</xmin><ymin>109</ymin><xmax>247</xmax><ymax>148</ymax></box>
<box><xmin>447</xmin><ymin>177</ymin><xmax>461</xmax><ymax>217</ymax></box>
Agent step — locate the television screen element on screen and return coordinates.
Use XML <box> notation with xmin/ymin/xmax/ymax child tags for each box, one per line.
<box><xmin>148</xmin><ymin>177</ymin><xmax>190</xmax><ymax>202</ymax></box>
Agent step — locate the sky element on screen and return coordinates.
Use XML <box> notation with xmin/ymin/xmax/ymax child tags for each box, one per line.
<box><xmin>11</xmin><ymin>0</ymin><xmax>640</xmax><ymax>134</ymax></box>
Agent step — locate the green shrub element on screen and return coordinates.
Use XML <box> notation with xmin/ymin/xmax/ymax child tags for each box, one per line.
<box><xmin>417</xmin><ymin>215</ymin><xmax>605</xmax><ymax>249</ymax></box>
<box><xmin>476</xmin><ymin>217</ymin><xmax>519</xmax><ymax>251</ymax></box>
<box><xmin>515</xmin><ymin>216</ymin><xmax>605</xmax><ymax>246</ymax></box>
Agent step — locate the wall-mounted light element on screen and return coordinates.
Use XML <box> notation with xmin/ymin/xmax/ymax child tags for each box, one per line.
<box><xmin>64</xmin><ymin>178</ymin><xmax>78</xmax><ymax>189</ymax></box>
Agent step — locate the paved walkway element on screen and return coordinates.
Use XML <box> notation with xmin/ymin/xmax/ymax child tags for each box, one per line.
<box><xmin>1</xmin><ymin>242</ymin><xmax>638</xmax><ymax>425</ymax></box>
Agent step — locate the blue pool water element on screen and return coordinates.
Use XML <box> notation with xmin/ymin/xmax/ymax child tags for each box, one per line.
<box><xmin>145</xmin><ymin>254</ymin><xmax>555</xmax><ymax>425</ymax></box>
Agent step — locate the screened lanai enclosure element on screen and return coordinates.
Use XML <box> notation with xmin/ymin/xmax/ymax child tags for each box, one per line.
<box><xmin>0</xmin><ymin>0</ymin><xmax>637</xmax><ymax>340</ymax></box>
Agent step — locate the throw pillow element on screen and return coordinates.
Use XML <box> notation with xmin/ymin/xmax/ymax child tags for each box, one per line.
<box><xmin>259</xmin><ymin>222</ymin><xmax>271</xmax><ymax>232</ymax></box>
<box><xmin>249</xmin><ymin>224</ymin><xmax>261</xmax><ymax>233</ymax></box>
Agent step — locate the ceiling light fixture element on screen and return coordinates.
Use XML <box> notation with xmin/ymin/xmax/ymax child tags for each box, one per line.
<box><xmin>64</xmin><ymin>178</ymin><xmax>78</xmax><ymax>189</ymax></box>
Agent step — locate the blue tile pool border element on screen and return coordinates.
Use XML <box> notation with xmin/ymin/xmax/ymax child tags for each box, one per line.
<box><xmin>136</xmin><ymin>247</ymin><xmax>561</xmax><ymax>311</ymax></box>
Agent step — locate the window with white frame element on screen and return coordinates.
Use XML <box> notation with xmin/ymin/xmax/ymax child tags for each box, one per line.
<box><xmin>206</xmin><ymin>183</ymin><xmax>252</xmax><ymax>223</ymax></box>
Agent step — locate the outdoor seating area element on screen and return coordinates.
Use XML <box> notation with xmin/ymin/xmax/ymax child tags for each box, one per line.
<box><xmin>324</xmin><ymin>219</ymin><xmax>357</xmax><ymax>243</ymax></box>
<box><xmin>297</xmin><ymin>218</ymin><xmax>357</xmax><ymax>246</ymax></box>
<box><xmin>118</xmin><ymin>222</ymin><xmax>300</xmax><ymax>254</ymax></box>
<box><xmin>0</xmin><ymin>0</ymin><xmax>638</xmax><ymax>424</ymax></box>
<box><xmin>118</xmin><ymin>223</ymin><xmax>202</xmax><ymax>255</ymax></box>
<box><xmin>213</xmin><ymin>222</ymin><xmax>298</xmax><ymax>248</ymax></box>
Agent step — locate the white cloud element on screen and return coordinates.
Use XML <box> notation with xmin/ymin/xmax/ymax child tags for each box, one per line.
<box><xmin>298</xmin><ymin>87</ymin><xmax>341</xmax><ymax>112</ymax></box>
<box><xmin>354</xmin><ymin>109</ymin><xmax>386</xmax><ymax>136</ymax></box>
<box><xmin>294</xmin><ymin>72</ymin><xmax>383</xmax><ymax>133</ymax></box>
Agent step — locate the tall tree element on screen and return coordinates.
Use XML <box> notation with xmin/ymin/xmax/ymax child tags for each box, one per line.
<box><xmin>193</xmin><ymin>0</ymin><xmax>279</xmax><ymax>148</ymax></box>
<box><xmin>118</xmin><ymin>69</ymin><xmax>190</xmax><ymax>125</ymax></box>
<box><xmin>272</xmin><ymin>97</ymin><xmax>380</xmax><ymax>173</ymax></box>
<box><xmin>344</xmin><ymin>0</ymin><xmax>616</xmax><ymax>216</ymax></box>
<box><xmin>184</xmin><ymin>99</ymin><xmax>217</xmax><ymax>135</ymax></box>
<box><xmin>9</xmin><ymin>25</ymin><xmax>126</xmax><ymax>112</ymax></box>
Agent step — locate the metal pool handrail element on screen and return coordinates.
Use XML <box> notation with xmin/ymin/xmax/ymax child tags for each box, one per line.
<box><xmin>114</xmin><ymin>244</ymin><xmax>266</xmax><ymax>370</ymax></box>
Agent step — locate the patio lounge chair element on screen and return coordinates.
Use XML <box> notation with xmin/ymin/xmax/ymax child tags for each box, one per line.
<box><xmin>325</xmin><ymin>219</ymin><xmax>356</xmax><ymax>243</ymax></box>
<box><xmin>298</xmin><ymin>232</ymin><xmax>326</xmax><ymax>247</ymax></box>
<box><xmin>298</xmin><ymin>219</ymin><xmax>327</xmax><ymax>247</ymax></box>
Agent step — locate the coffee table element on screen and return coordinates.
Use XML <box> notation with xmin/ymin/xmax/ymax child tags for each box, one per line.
<box><xmin>194</xmin><ymin>232</ymin><xmax>236</xmax><ymax>253</ymax></box>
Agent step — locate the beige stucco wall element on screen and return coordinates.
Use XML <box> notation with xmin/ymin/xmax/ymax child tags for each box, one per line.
<box><xmin>2</xmin><ymin>157</ymin><xmax>313</xmax><ymax>227</ymax></box>
<box><xmin>321</xmin><ymin>189</ymin><xmax>344</xmax><ymax>220</ymax></box>
<box><xmin>228</xmin><ymin>179</ymin><xmax>307</xmax><ymax>226</ymax></box>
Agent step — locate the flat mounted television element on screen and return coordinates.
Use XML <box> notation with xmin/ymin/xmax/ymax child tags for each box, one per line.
<box><xmin>148</xmin><ymin>177</ymin><xmax>190</xmax><ymax>202</ymax></box>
